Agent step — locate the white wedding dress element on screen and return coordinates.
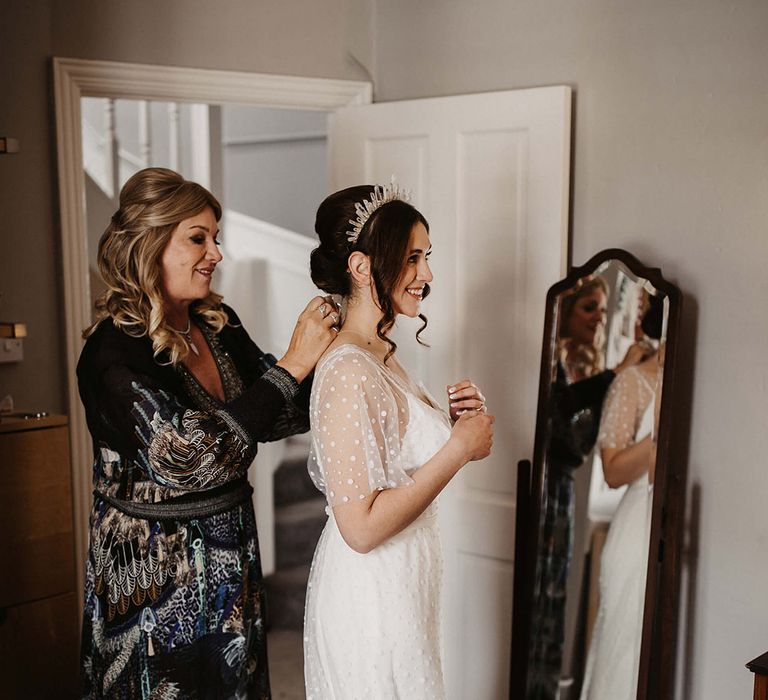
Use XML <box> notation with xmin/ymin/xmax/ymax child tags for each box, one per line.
<box><xmin>303</xmin><ymin>344</ymin><xmax>452</xmax><ymax>700</ymax></box>
<box><xmin>580</xmin><ymin>366</ymin><xmax>658</xmax><ymax>700</ymax></box>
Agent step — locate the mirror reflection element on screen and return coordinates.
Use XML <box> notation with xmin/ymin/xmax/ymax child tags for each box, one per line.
<box><xmin>527</xmin><ymin>261</ymin><xmax>668</xmax><ymax>700</ymax></box>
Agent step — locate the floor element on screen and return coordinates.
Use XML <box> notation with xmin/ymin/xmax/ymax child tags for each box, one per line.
<box><xmin>269</xmin><ymin>629</ymin><xmax>305</xmax><ymax>699</ymax></box>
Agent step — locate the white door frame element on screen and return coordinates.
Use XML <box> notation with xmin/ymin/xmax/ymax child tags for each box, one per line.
<box><xmin>53</xmin><ymin>57</ymin><xmax>372</xmax><ymax>598</ymax></box>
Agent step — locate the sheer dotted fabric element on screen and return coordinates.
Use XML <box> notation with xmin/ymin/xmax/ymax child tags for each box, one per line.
<box><xmin>308</xmin><ymin>345</ymin><xmax>418</xmax><ymax>506</ymax></box>
<box><xmin>304</xmin><ymin>344</ymin><xmax>452</xmax><ymax>699</ymax></box>
<box><xmin>597</xmin><ymin>366</ymin><xmax>657</xmax><ymax>451</ymax></box>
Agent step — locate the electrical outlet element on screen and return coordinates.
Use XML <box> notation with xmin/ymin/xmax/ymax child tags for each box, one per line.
<box><xmin>0</xmin><ymin>338</ymin><xmax>23</xmax><ymax>363</ymax></box>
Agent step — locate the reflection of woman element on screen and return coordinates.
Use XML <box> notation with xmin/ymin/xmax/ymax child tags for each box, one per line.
<box><xmin>77</xmin><ymin>168</ymin><xmax>337</xmax><ymax>698</ymax></box>
<box><xmin>528</xmin><ymin>277</ymin><xmax>645</xmax><ymax>700</ymax></box>
<box><xmin>303</xmin><ymin>184</ymin><xmax>494</xmax><ymax>698</ymax></box>
<box><xmin>579</xmin><ymin>293</ymin><xmax>664</xmax><ymax>700</ymax></box>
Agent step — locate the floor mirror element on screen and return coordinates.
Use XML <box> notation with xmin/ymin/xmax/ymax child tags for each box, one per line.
<box><xmin>511</xmin><ymin>248</ymin><xmax>684</xmax><ymax>700</ymax></box>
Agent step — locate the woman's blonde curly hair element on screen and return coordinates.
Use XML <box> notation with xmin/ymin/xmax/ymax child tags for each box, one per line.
<box><xmin>85</xmin><ymin>167</ymin><xmax>228</xmax><ymax>365</ymax></box>
<box><xmin>556</xmin><ymin>275</ymin><xmax>609</xmax><ymax>378</ymax></box>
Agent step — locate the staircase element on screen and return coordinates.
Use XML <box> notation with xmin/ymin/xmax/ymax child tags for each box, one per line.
<box><xmin>265</xmin><ymin>438</ymin><xmax>327</xmax><ymax>631</ymax></box>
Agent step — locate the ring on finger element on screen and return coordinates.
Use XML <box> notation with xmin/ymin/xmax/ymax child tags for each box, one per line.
<box><xmin>330</xmin><ymin>312</ymin><xmax>340</xmax><ymax>324</ymax></box>
<box><xmin>318</xmin><ymin>304</ymin><xmax>328</xmax><ymax>316</ymax></box>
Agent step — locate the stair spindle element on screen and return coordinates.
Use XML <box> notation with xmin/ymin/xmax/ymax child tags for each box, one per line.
<box><xmin>105</xmin><ymin>98</ymin><xmax>120</xmax><ymax>202</ymax></box>
<box><xmin>138</xmin><ymin>100</ymin><xmax>152</xmax><ymax>168</ymax></box>
<box><xmin>168</xmin><ymin>103</ymin><xmax>180</xmax><ymax>171</ymax></box>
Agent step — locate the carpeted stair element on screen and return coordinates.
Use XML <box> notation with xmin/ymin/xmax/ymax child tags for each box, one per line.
<box><xmin>265</xmin><ymin>438</ymin><xmax>326</xmax><ymax>631</ymax></box>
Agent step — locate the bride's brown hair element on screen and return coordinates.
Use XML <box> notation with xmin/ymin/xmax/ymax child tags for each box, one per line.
<box><xmin>84</xmin><ymin>167</ymin><xmax>228</xmax><ymax>365</ymax></box>
<box><xmin>311</xmin><ymin>185</ymin><xmax>431</xmax><ymax>362</ymax></box>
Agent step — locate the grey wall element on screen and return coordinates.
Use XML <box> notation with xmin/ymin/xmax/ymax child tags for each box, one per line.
<box><xmin>50</xmin><ymin>0</ymin><xmax>369</xmax><ymax>80</ymax></box>
<box><xmin>222</xmin><ymin>106</ymin><xmax>327</xmax><ymax>237</ymax></box>
<box><xmin>0</xmin><ymin>0</ymin><xmax>368</xmax><ymax>414</ymax></box>
<box><xmin>0</xmin><ymin>2</ymin><xmax>64</xmax><ymax>413</ymax></box>
<box><xmin>374</xmin><ymin>2</ymin><xmax>768</xmax><ymax>698</ymax></box>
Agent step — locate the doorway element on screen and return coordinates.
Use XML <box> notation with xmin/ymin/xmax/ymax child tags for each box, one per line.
<box><xmin>56</xmin><ymin>56</ymin><xmax>371</xmax><ymax>699</ymax></box>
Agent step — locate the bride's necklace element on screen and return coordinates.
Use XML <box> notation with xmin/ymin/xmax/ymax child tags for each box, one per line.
<box><xmin>170</xmin><ymin>319</ymin><xmax>200</xmax><ymax>356</ymax></box>
<box><xmin>337</xmin><ymin>328</ymin><xmax>408</xmax><ymax>378</ymax></box>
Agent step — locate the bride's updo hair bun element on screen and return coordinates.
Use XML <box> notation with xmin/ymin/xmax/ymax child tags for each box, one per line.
<box><xmin>310</xmin><ymin>184</ymin><xmax>431</xmax><ymax>360</ymax></box>
<box><xmin>310</xmin><ymin>185</ymin><xmax>372</xmax><ymax>296</ymax></box>
<box><xmin>641</xmin><ymin>292</ymin><xmax>665</xmax><ymax>340</ymax></box>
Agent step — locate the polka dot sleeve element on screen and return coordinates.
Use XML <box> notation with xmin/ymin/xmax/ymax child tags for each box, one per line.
<box><xmin>597</xmin><ymin>367</ymin><xmax>644</xmax><ymax>451</ymax></box>
<box><xmin>307</xmin><ymin>346</ymin><xmax>414</xmax><ymax>506</ymax></box>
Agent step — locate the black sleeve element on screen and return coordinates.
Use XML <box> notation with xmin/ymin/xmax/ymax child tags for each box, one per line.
<box><xmin>552</xmin><ymin>369</ymin><xmax>615</xmax><ymax>419</ymax></box>
<box><xmin>77</xmin><ymin>317</ymin><xmax>300</xmax><ymax>490</ymax></box>
<box><xmin>222</xmin><ymin>305</ymin><xmax>311</xmax><ymax>441</ymax></box>
<box><xmin>546</xmin><ymin>368</ymin><xmax>615</xmax><ymax>470</ymax></box>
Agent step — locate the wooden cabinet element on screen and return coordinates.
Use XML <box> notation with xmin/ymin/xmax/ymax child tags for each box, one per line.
<box><xmin>747</xmin><ymin>651</ymin><xmax>768</xmax><ymax>700</ymax></box>
<box><xmin>0</xmin><ymin>415</ymin><xmax>79</xmax><ymax>698</ymax></box>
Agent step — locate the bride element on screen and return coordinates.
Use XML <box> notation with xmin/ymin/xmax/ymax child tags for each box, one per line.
<box><xmin>579</xmin><ymin>293</ymin><xmax>665</xmax><ymax>700</ymax></box>
<box><xmin>302</xmin><ymin>183</ymin><xmax>495</xmax><ymax>699</ymax></box>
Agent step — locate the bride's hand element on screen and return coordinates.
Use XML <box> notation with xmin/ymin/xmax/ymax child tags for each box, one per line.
<box><xmin>446</xmin><ymin>379</ymin><xmax>486</xmax><ymax>422</ymax></box>
<box><xmin>450</xmin><ymin>411</ymin><xmax>495</xmax><ymax>463</ymax></box>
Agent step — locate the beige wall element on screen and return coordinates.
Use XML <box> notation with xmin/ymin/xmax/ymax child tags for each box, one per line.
<box><xmin>374</xmin><ymin>2</ymin><xmax>768</xmax><ymax>698</ymax></box>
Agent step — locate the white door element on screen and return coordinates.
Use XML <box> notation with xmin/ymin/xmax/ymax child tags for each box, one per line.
<box><xmin>329</xmin><ymin>86</ymin><xmax>571</xmax><ymax>699</ymax></box>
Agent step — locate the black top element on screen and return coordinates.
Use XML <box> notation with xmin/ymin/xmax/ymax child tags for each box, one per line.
<box><xmin>546</xmin><ymin>361</ymin><xmax>615</xmax><ymax>475</ymax></box>
<box><xmin>77</xmin><ymin>304</ymin><xmax>311</xmax><ymax>501</ymax></box>
<box><xmin>76</xmin><ymin>304</ymin><xmax>309</xmax><ymax>698</ymax></box>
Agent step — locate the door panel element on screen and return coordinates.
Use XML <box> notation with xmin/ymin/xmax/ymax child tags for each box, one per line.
<box><xmin>330</xmin><ymin>86</ymin><xmax>571</xmax><ymax>698</ymax></box>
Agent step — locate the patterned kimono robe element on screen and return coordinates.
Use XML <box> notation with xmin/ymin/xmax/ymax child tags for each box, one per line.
<box><xmin>527</xmin><ymin>363</ymin><xmax>615</xmax><ymax>700</ymax></box>
<box><xmin>77</xmin><ymin>305</ymin><xmax>310</xmax><ymax>700</ymax></box>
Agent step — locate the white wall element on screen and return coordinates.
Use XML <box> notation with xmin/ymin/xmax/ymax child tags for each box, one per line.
<box><xmin>374</xmin><ymin>2</ymin><xmax>768</xmax><ymax>698</ymax></box>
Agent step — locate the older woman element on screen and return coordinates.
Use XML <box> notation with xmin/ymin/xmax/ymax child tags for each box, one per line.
<box><xmin>77</xmin><ymin>167</ymin><xmax>337</xmax><ymax>699</ymax></box>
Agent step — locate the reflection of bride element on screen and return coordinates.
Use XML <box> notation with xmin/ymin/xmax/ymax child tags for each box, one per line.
<box><xmin>579</xmin><ymin>294</ymin><xmax>664</xmax><ymax>700</ymax></box>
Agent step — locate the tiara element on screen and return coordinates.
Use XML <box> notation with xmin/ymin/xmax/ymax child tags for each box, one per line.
<box><xmin>346</xmin><ymin>177</ymin><xmax>411</xmax><ymax>245</ymax></box>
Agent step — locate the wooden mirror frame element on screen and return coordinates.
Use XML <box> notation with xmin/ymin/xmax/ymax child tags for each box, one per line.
<box><xmin>510</xmin><ymin>248</ymin><xmax>685</xmax><ymax>700</ymax></box>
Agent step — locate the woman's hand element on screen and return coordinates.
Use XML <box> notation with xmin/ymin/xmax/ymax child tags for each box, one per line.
<box><xmin>276</xmin><ymin>296</ymin><xmax>339</xmax><ymax>382</ymax></box>
<box><xmin>446</xmin><ymin>379</ymin><xmax>486</xmax><ymax>422</ymax></box>
<box><xmin>449</xmin><ymin>410</ymin><xmax>495</xmax><ymax>463</ymax></box>
<box><xmin>614</xmin><ymin>342</ymin><xmax>651</xmax><ymax>374</ymax></box>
